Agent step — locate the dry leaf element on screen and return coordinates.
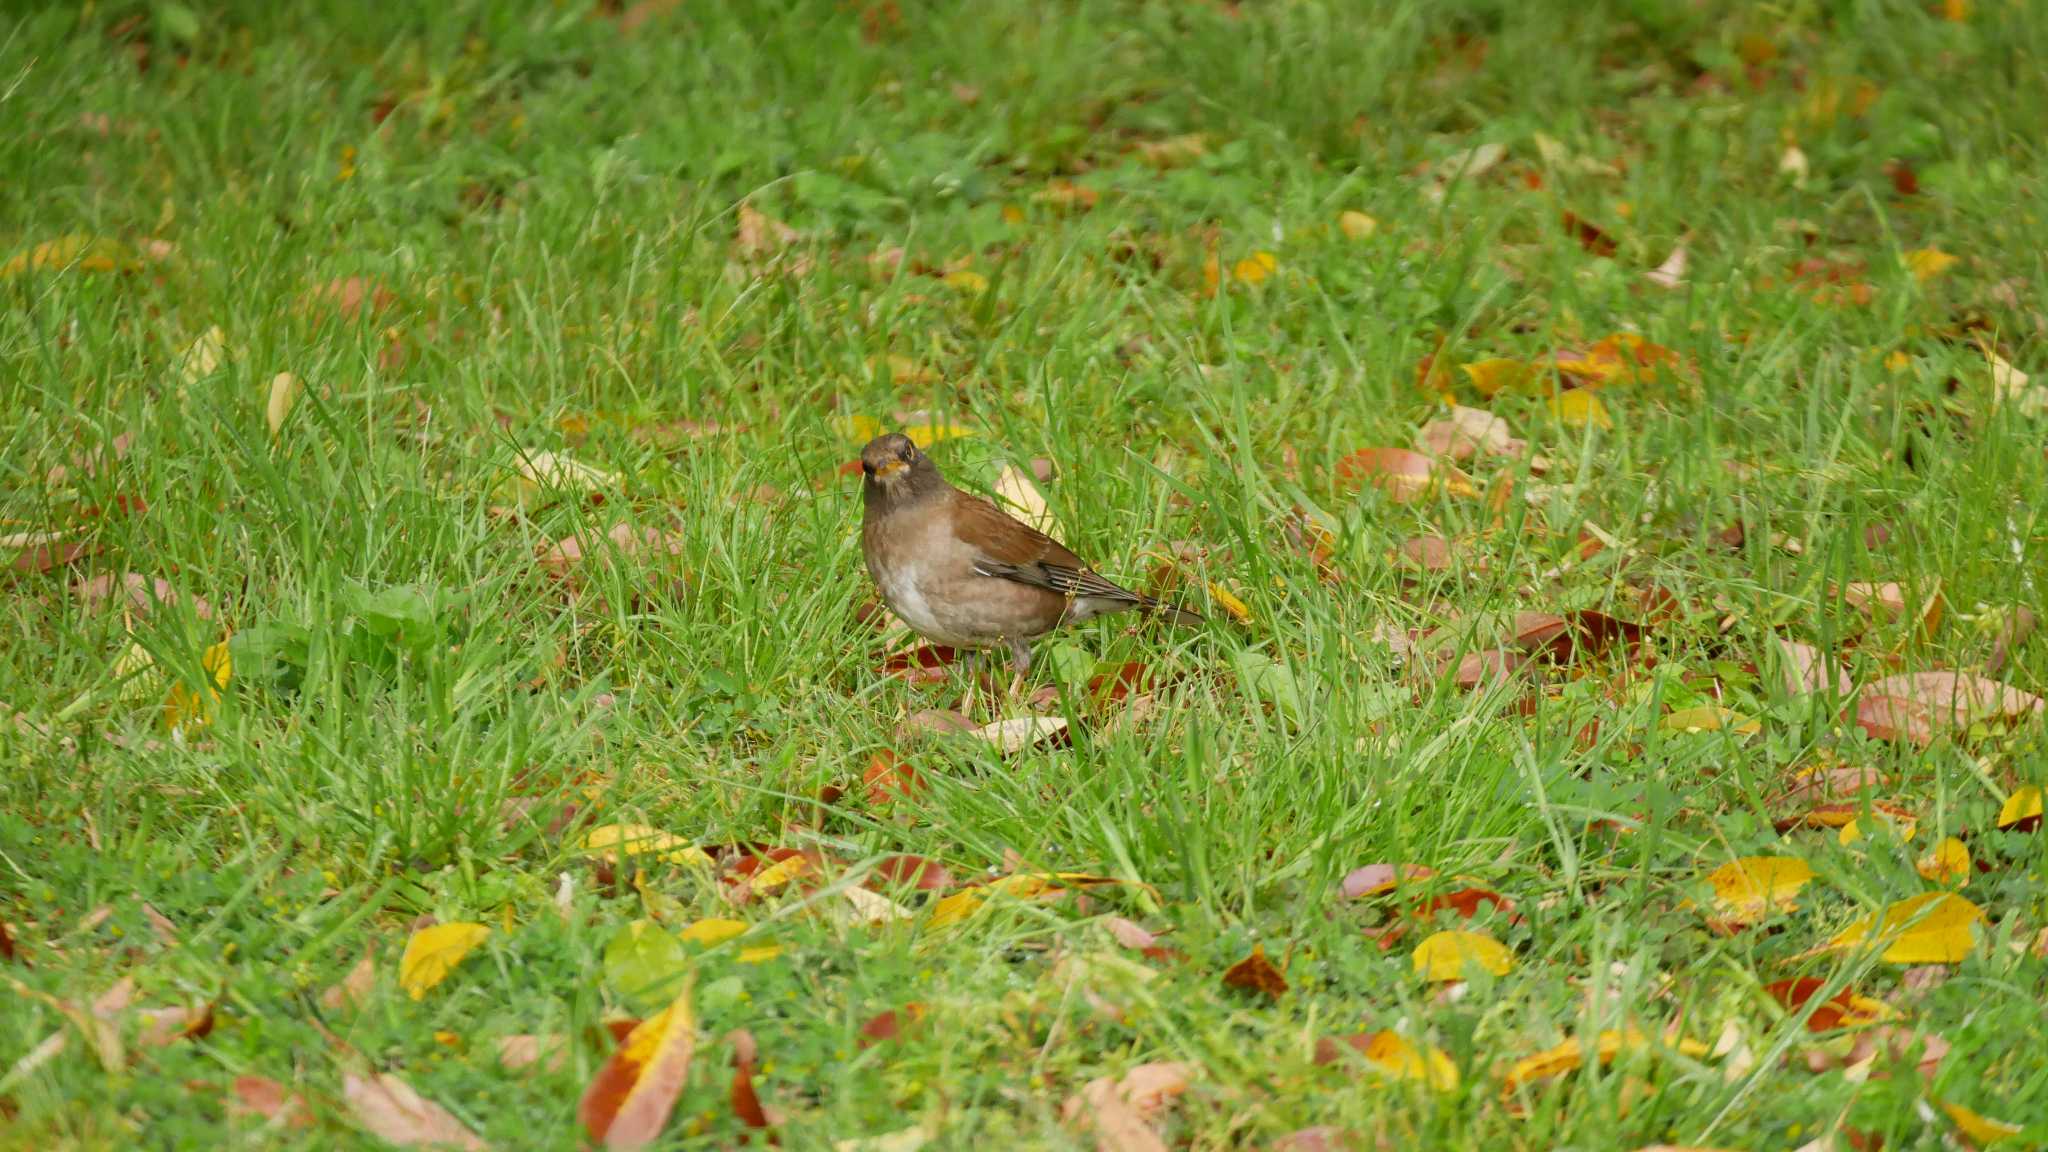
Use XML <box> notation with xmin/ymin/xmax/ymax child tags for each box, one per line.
<box><xmin>1548</xmin><ymin>388</ymin><xmax>1613</xmax><ymax>430</ymax></box>
<box><xmin>343</xmin><ymin>1072</ymin><xmax>489</xmax><ymax>1150</ymax></box>
<box><xmin>398</xmin><ymin>923</ymin><xmax>490</xmax><ymax>1001</ymax></box>
<box><xmin>1335</xmin><ymin>447</ymin><xmax>1477</xmax><ymax>502</ymax></box>
<box><xmin>1338</xmin><ymin>211</ymin><xmax>1378</xmax><ymax>240</ymax></box>
<box><xmin>1502</xmin><ymin>1028</ymin><xmax>1706</xmax><ymax>1093</ymax></box>
<box><xmin>970</xmin><ymin>716</ymin><xmax>1068</xmax><ymax>754</ymax></box>
<box><xmin>579</xmin><ymin>982</ymin><xmax>697</xmax><ymax>1149</ymax></box>
<box><xmin>1905</xmin><ymin>248</ymin><xmax>1958</xmax><ymax>283</ymax></box>
<box><xmin>1645</xmin><ymin>245</ymin><xmax>1688</xmax><ymax>289</ymax></box>
<box><xmin>1763</xmin><ymin>978</ymin><xmax>1895</xmax><ymax>1031</ymax></box>
<box><xmin>1222</xmin><ymin>946</ymin><xmax>1288</xmax><ymax>999</ymax></box>
<box><xmin>1416</xmin><ymin>405</ymin><xmax>1519</xmax><ymax>461</ymax></box>
<box><xmin>993</xmin><ymin>462</ymin><xmax>1058</xmax><ymax>537</ymax></box>
<box><xmin>1342</xmin><ymin>863</ymin><xmax>1436</xmax><ymax>899</ymax></box>
<box><xmin>581</xmin><ymin>825</ymin><xmax>712</xmax><ymax>868</ymax></box>
<box><xmin>1071</xmin><ymin>1075</ymin><xmax>1169</xmax><ymax>1152</ymax></box>
<box><xmin>1997</xmin><ymin>785</ymin><xmax>2043</xmax><ymax>831</ymax></box>
<box><xmin>1857</xmin><ymin>671</ymin><xmax>2044</xmax><ymax>744</ymax></box>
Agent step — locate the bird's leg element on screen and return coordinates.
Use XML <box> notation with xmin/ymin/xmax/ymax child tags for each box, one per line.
<box><xmin>1005</xmin><ymin>637</ymin><xmax>1032</xmax><ymax>702</ymax></box>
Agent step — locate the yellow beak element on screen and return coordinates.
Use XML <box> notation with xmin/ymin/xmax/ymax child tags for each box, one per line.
<box><xmin>872</xmin><ymin>459</ymin><xmax>907</xmax><ymax>478</ymax></box>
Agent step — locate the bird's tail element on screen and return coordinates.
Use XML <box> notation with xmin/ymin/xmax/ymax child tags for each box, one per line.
<box><xmin>1140</xmin><ymin>598</ymin><xmax>1205</xmax><ymax>628</ymax></box>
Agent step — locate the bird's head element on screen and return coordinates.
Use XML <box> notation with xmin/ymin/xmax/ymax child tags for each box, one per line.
<box><xmin>859</xmin><ymin>432</ymin><xmax>923</xmax><ymax>486</ymax></box>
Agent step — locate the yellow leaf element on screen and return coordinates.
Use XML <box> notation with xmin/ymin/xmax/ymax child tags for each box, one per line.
<box><xmin>678</xmin><ymin>918</ymin><xmax>748</xmax><ymax>947</ymax></box>
<box><xmin>1941</xmin><ymin>0</ymin><xmax>1970</xmax><ymax>19</ymax></box>
<box><xmin>1459</xmin><ymin>358</ymin><xmax>1532</xmax><ymax>396</ymax></box>
<box><xmin>736</xmin><ymin>944</ymin><xmax>783</xmax><ymax>965</ymax></box>
<box><xmin>1232</xmin><ymin>251</ymin><xmax>1278</xmax><ymax>285</ymax></box>
<box><xmin>177</xmin><ymin>326</ymin><xmax>229</xmax><ymax>387</ymax></box>
<box><xmin>749</xmin><ymin>855</ymin><xmax>809</xmax><ymax>893</ymax></box>
<box><xmin>164</xmin><ymin>639</ymin><xmax>233</xmax><ymax>733</ymax></box>
<box><xmin>1942</xmin><ymin>1100</ymin><xmax>2021</xmax><ymax>1144</ymax></box>
<box><xmin>1001</xmin><ymin>204</ymin><xmax>1025</xmax><ymax>225</ymax></box>
<box><xmin>1998</xmin><ymin>785</ymin><xmax>2043</xmax><ymax>829</ymax></box>
<box><xmin>1905</xmin><ymin>248</ymin><xmax>1958</xmax><ymax>283</ymax></box>
<box><xmin>1915</xmin><ymin>837</ymin><xmax>1971</xmax><ymax>887</ymax></box>
<box><xmin>1705</xmin><ymin>857</ymin><xmax>1813</xmax><ymax>924</ymax></box>
<box><xmin>1412</xmin><ymin>929</ymin><xmax>1513</xmax><ymax>981</ymax></box>
<box><xmin>942</xmin><ymin>269</ymin><xmax>988</xmax><ymax>294</ymax></box>
<box><xmin>992</xmin><ymin>463</ymin><xmax>1058</xmax><ymax>537</ymax></box>
<box><xmin>1338</xmin><ymin>211</ymin><xmax>1378</xmax><ymax>240</ymax></box>
<box><xmin>1825</xmin><ymin>892</ymin><xmax>1984</xmax><ymax>964</ymax></box>
<box><xmin>580</xmin><ymin>825</ymin><xmax>712</xmax><ymax>868</ymax></box>
<box><xmin>924</xmin><ymin>873</ymin><xmax>1123</xmax><ymax>934</ymax></box>
<box><xmin>1884</xmin><ymin>350</ymin><xmax>1912</xmax><ymax>373</ymax></box>
<box><xmin>1839</xmin><ymin>812</ymin><xmax>1918</xmax><ymax>846</ymax></box>
<box><xmin>1661</xmin><ymin>705</ymin><xmax>1760</xmax><ymax>736</ymax></box>
<box><xmin>1357</xmin><ymin>1031</ymin><xmax>1459</xmax><ymax>1091</ymax></box>
<box><xmin>399</xmin><ymin>922</ymin><xmax>491</xmax><ymax>1000</ymax></box>
<box><xmin>1502</xmin><ymin>1028</ymin><xmax>1706</xmax><ymax>1092</ymax></box>
<box><xmin>924</xmin><ymin>888</ymin><xmax>986</xmax><ymax>932</ymax></box>
<box><xmin>265</xmin><ymin>373</ymin><xmax>300</xmax><ymax>438</ymax></box>
<box><xmin>1207</xmin><ymin>583</ymin><xmax>1250</xmax><ymax>623</ymax></box>
<box><xmin>2</xmin><ymin>234</ymin><xmax>134</xmax><ymax>278</ymax></box>
<box><xmin>1549</xmin><ymin>388</ymin><xmax>1613</xmax><ymax>429</ymax></box>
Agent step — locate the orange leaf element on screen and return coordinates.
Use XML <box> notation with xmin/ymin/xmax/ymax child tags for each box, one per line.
<box><xmin>1763</xmin><ymin>978</ymin><xmax>1895</xmax><ymax>1032</ymax></box>
<box><xmin>580</xmin><ymin>981</ymin><xmax>697</xmax><ymax>1149</ymax></box>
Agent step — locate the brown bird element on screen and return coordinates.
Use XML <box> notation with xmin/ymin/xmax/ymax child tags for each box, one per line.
<box><xmin>859</xmin><ymin>432</ymin><xmax>1199</xmax><ymax>679</ymax></box>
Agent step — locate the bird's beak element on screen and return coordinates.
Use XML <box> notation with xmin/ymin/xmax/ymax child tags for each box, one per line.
<box><xmin>871</xmin><ymin>459</ymin><xmax>907</xmax><ymax>479</ymax></box>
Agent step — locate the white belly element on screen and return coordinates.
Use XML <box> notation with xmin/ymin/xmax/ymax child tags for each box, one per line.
<box><xmin>875</xmin><ymin>563</ymin><xmax>970</xmax><ymax>646</ymax></box>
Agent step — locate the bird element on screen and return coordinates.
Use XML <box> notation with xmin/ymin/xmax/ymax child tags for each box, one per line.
<box><xmin>858</xmin><ymin>432</ymin><xmax>1200</xmax><ymax>683</ymax></box>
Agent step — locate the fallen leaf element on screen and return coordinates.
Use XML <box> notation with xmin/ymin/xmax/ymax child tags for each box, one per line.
<box><xmin>1502</xmin><ymin>1028</ymin><xmax>1706</xmax><ymax>1093</ymax></box>
<box><xmin>1459</xmin><ymin>359</ymin><xmax>1533</xmax><ymax>397</ymax></box>
<box><xmin>579</xmin><ymin>982</ymin><xmax>697</xmax><ymax>1149</ymax></box>
<box><xmin>1319</xmin><ymin>1031</ymin><xmax>1460</xmax><ymax>1090</ymax></box>
<box><xmin>735</xmin><ymin>204</ymin><xmax>799</xmax><ymax>259</ymax></box>
<box><xmin>1905</xmin><ymin>248</ymin><xmax>1958</xmax><ymax>283</ymax></box>
<box><xmin>322</xmin><ymin>950</ymin><xmax>376</xmax><ymax>1011</ymax></box>
<box><xmin>1838</xmin><ymin>810</ymin><xmax>1917</xmax><ymax>846</ymax></box>
<box><xmin>1997</xmin><ymin>785</ymin><xmax>2042</xmax><ymax>831</ymax></box>
<box><xmin>728</xmin><ymin>1030</ymin><xmax>770</xmax><ymax>1131</ymax></box>
<box><xmin>1335</xmin><ymin>447</ymin><xmax>1477</xmax><ymax>502</ymax></box>
<box><xmin>1941</xmin><ymin>1101</ymin><xmax>2023</xmax><ymax>1146</ymax></box>
<box><xmin>497</xmin><ymin>1034</ymin><xmax>566</xmax><ymax>1072</ymax></box>
<box><xmin>265</xmin><ymin>373</ymin><xmax>300</xmax><ymax>436</ymax></box>
<box><xmin>1561</xmin><ymin>210</ymin><xmax>1618</xmax><ymax>257</ymax></box>
<box><xmin>1342</xmin><ymin>863</ymin><xmax>1436</xmax><ymax>900</ymax></box>
<box><xmin>163</xmin><ymin>638</ymin><xmax>233</xmax><ymax>733</ymax></box>
<box><xmin>1416</xmin><ymin>405</ymin><xmax>1520</xmax><ymax>461</ymax></box>
<box><xmin>398</xmin><ymin>923</ymin><xmax>491</xmax><ymax>1000</ymax></box>
<box><xmin>1338</xmin><ymin>211</ymin><xmax>1378</xmax><ymax>240</ymax></box>
<box><xmin>343</xmin><ymin>1072</ymin><xmax>489</xmax><ymax>1150</ymax></box>
<box><xmin>177</xmin><ymin>326</ymin><xmax>228</xmax><ymax>386</ymax></box>
<box><xmin>870</xmin><ymin>855</ymin><xmax>953</xmax><ymax>891</ymax></box>
<box><xmin>2</xmin><ymin>234</ymin><xmax>135</xmax><ymax>278</ymax></box>
<box><xmin>1555</xmin><ymin>333</ymin><xmax>1677</xmax><ymax>387</ymax></box>
<box><xmin>1548</xmin><ymin>388</ymin><xmax>1613</xmax><ymax>430</ymax></box>
<box><xmin>1070</xmin><ymin>1074</ymin><xmax>1169</xmax><ymax>1152</ymax></box>
<box><xmin>1661</xmin><ymin>705</ymin><xmax>1760</xmax><ymax>736</ymax></box>
<box><xmin>924</xmin><ymin>873</ymin><xmax>1123</xmax><ymax>932</ymax></box>
<box><xmin>1857</xmin><ymin>671</ymin><xmax>2044</xmax><ymax>744</ymax></box>
<box><xmin>1222</xmin><ymin>946</ymin><xmax>1288</xmax><ymax>999</ymax></box>
<box><xmin>1645</xmin><ymin>245</ymin><xmax>1688</xmax><ymax>289</ymax></box>
<box><xmin>581</xmin><ymin>825</ymin><xmax>712</xmax><ymax>869</ymax></box>
<box><xmin>1915</xmin><ymin>837</ymin><xmax>1971</xmax><ymax>886</ymax></box>
<box><xmin>970</xmin><ymin>715</ymin><xmax>1068</xmax><ymax>755</ymax></box>
<box><xmin>1231</xmin><ymin>251</ymin><xmax>1278</xmax><ymax>285</ymax></box>
<box><xmin>863</xmin><ymin>749</ymin><xmax>922</xmax><ymax>804</ymax></box>
<box><xmin>1763</xmin><ymin>978</ymin><xmax>1895</xmax><ymax>1031</ymax></box>
<box><xmin>75</xmin><ymin>572</ymin><xmax>213</xmax><ymax>621</ymax></box>
<box><xmin>605</xmin><ymin>920</ymin><xmax>689</xmax><ymax>1007</ymax></box>
<box><xmin>1841</xmin><ymin>580</ymin><xmax>1945</xmax><ymax>636</ymax></box>
<box><xmin>1823</xmin><ymin>892</ymin><xmax>1984</xmax><ymax>964</ymax></box>
<box><xmin>1704</xmin><ymin>857</ymin><xmax>1814</xmax><ymax>927</ymax></box>
<box><xmin>229</xmin><ymin>1075</ymin><xmax>311</xmax><ymax>1125</ymax></box>
<box><xmin>678</xmin><ymin>918</ymin><xmax>749</xmax><ymax>947</ymax></box>
<box><xmin>1412</xmin><ymin>929</ymin><xmax>1512</xmax><ymax>981</ymax></box>
<box><xmin>993</xmin><ymin>462</ymin><xmax>1058</xmax><ymax>537</ymax></box>
<box><xmin>1777</xmin><ymin>639</ymin><xmax>1853</xmax><ymax>698</ymax></box>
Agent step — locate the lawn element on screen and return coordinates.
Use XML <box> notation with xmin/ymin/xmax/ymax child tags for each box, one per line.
<box><xmin>3</xmin><ymin>1</ymin><xmax>2047</xmax><ymax>1148</ymax></box>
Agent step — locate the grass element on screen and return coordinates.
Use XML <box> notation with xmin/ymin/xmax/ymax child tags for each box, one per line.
<box><xmin>3</xmin><ymin>0</ymin><xmax>2047</xmax><ymax>1148</ymax></box>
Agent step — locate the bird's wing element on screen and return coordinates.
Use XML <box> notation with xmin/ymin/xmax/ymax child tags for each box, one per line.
<box><xmin>950</xmin><ymin>493</ymin><xmax>1145</xmax><ymax>604</ymax></box>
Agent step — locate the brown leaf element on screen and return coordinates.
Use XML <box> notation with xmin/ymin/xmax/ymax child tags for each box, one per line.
<box><xmin>1561</xmin><ymin>210</ymin><xmax>1618</xmax><ymax>257</ymax></box>
<box><xmin>1068</xmin><ymin>1075</ymin><xmax>1170</xmax><ymax>1152</ymax></box>
<box><xmin>1334</xmin><ymin>447</ymin><xmax>1476</xmax><ymax>503</ymax></box>
<box><xmin>10</xmin><ymin>540</ymin><xmax>100</xmax><ymax>574</ymax></box>
<box><xmin>74</xmin><ymin>572</ymin><xmax>214</xmax><ymax>620</ymax></box>
<box><xmin>1777</xmin><ymin>639</ymin><xmax>1853</xmax><ymax>698</ymax></box>
<box><xmin>1222</xmin><ymin>945</ymin><xmax>1288</xmax><ymax>999</ymax></box>
<box><xmin>1271</xmin><ymin>1128</ymin><xmax>1355</xmax><ymax>1152</ymax></box>
<box><xmin>857</xmin><ymin>1005</ymin><xmax>924</xmax><ymax>1048</ymax></box>
<box><xmin>308</xmin><ymin>277</ymin><xmax>397</xmax><ymax>324</ymax></box>
<box><xmin>1342</xmin><ymin>863</ymin><xmax>1435</xmax><ymax>900</ymax></box>
<box><xmin>896</xmin><ymin>708</ymin><xmax>976</xmax><ymax>740</ymax></box>
<box><xmin>1450</xmin><ymin>648</ymin><xmax>1526</xmax><ymax>690</ymax></box>
<box><xmin>1985</xmin><ymin>606</ymin><xmax>2036</xmax><ymax>675</ymax></box>
<box><xmin>727</xmin><ymin>1030</ymin><xmax>771</xmax><ymax>1131</ymax></box>
<box><xmin>228</xmin><ymin>1075</ymin><xmax>310</xmax><ymax>1126</ymax></box>
<box><xmin>882</xmin><ymin>645</ymin><xmax>958</xmax><ymax>685</ymax></box>
<box><xmin>1841</xmin><ymin>581</ymin><xmax>1945</xmax><ymax>637</ymax></box>
<box><xmin>1857</xmin><ymin>671</ymin><xmax>2044</xmax><ymax>744</ymax></box>
<box><xmin>736</xmin><ymin>204</ymin><xmax>800</xmax><ymax>260</ymax></box>
<box><xmin>496</xmin><ymin>1034</ymin><xmax>566</xmax><ymax>1072</ymax></box>
<box><xmin>322</xmin><ymin>949</ymin><xmax>376</xmax><ymax>1012</ymax></box>
<box><xmin>1415</xmin><ymin>405</ymin><xmax>1522</xmax><ymax>461</ymax></box>
<box><xmin>342</xmin><ymin>1072</ymin><xmax>488</xmax><ymax>1150</ymax></box>
<box><xmin>1396</xmin><ymin>536</ymin><xmax>1454</xmax><ymax>572</ymax></box>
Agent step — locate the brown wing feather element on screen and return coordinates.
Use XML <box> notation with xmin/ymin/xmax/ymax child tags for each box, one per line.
<box><xmin>948</xmin><ymin>492</ymin><xmax>1145</xmax><ymax>604</ymax></box>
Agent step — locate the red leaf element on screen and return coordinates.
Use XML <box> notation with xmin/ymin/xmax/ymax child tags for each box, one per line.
<box><xmin>580</xmin><ymin>987</ymin><xmax>696</xmax><ymax>1149</ymax></box>
<box><xmin>869</xmin><ymin>855</ymin><xmax>952</xmax><ymax>891</ymax></box>
<box><xmin>882</xmin><ymin>645</ymin><xmax>957</xmax><ymax>684</ymax></box>
<box><xmin>727</xmin><ymin>1030</ymin><xmax>771</xmax><ymax>1132</ymax></box>
<box><xmin>1561</xmin><ymin>210</ymin><xmax>1618</xmax><ymax>257</ymax></box>
<box><xmin>862</xmin><ymin>749</ymin><xmax>923</xmax><ymax>804</ymax></box>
